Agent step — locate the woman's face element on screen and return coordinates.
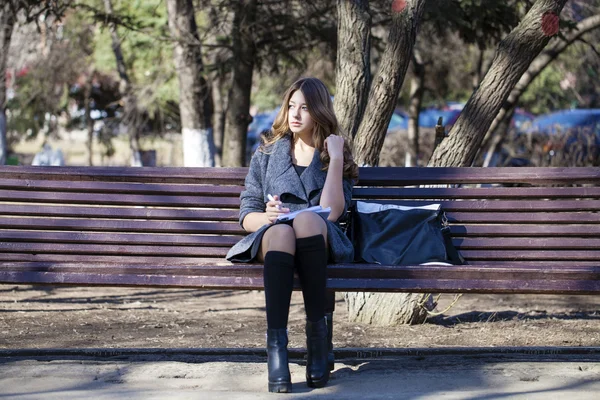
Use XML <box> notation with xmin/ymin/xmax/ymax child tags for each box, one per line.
<box><xmin>287</xmin><ymin>90</ymin><xmax>315</xmax><ymax>137</ymax></box>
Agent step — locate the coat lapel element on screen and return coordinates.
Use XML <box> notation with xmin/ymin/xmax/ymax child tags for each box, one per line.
<box><xmin>266</xmin><ymin>135</ymin><xmax>306</xmax><ymax>202</ymax></box>
<box><xmin>265</xmin><ymin>135</ymin><xmax>327</xmax><ymax>205</ymax></box>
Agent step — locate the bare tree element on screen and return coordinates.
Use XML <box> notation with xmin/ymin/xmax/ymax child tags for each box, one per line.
<box><xmin>0</xmin><ymin>3</ymin><xmax>15</xmax><ymax>165</ymax></box>
<box><xmin>221</xmin><ymin>0</ymin><xmax>257</xmax><ymax>167</ymax></box>
<box><xmin>102</xmin><ymin>0</ymin><xmax>143</xmax><ymax>166</ymax></box>
<box><xmin>0</xmin><ymin>0</ymin><xmax>72</xmax><ymax>165</ymax></box>
<box><xmin>405</xmin><ymin>50</ymin><xmax>425</xmax><ymax>167</ymax></box>
<box><xmin>428</xmin><ymin>0</ymin><xmax>569</xmax><ymax>167</ymax></box>
<box><xmin>167</xmin><ymin>0</ymin><xmax>215</xmax><ymax>167</ymax></box>
<box><xmin>352</xmin><ymin>0</ymin><xmax>427</xmax><ymax>166</ymax></box>
<box><xmin>334</xmin><ymin>0</ymin><xmax>371</xmax><ymax>141</ymax></box>
<box><xmin>481</xmin><ymin>13</ymin><xmax>600</xmax><ymax>160</ymax></box>
<box><xmin>337</xmin><ymin>0</ymin><xmax>429</xmax><ymax>326</ymax></box>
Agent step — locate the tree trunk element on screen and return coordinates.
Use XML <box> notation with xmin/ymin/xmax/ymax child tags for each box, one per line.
<box><xmin>211</xmin><ymin>74</ymin><xmax>226</xmax><ymax>167</ymax></box>
<box><xmin>343</xmin><ymin>0</ymin><xmax>429</xmax><ymax>326</ymax></box>
<box><xmin>334</xmin><ymin>0</ymin><xmax>371</xmax><ymax>142</ymax></box>
<box><xmin>221</xmin><ymin>0</ymin><xmax>257</xmax><ymax>167</ymax></box>
<box><xmin>345</xmin><ymin>292</ymin><xmax>430</xmax><ymax>326</ymax></box>
<box><xmin>84</xmin><ymin>68</ymin><xmax>95</xmax><ymax>166</ymax></box>
<box><xmin>483</xmin><ymin>13</ymin><xmax>600</xmax><ymax>148</ymax></box>
<box><xmin>0</xmin><ymin>4</ymin><xmax>15</xmax><ymax>166</ymax></box>
<box><xmin>353</xmin><ymin>0</ymin><xmax>427</xmax><ymax>166</ymax></box>
<box><xmin>103</xmin><ymin>0</ymin><xmax>142</xmax><ymax>166</ymax></box>
<box><xmin>167</xmin><ymin>0</ymin><xmax>215</xmax><ymax>167</ymax></box>
<box><xmin>406</xmin><ymin>51</ymin><xmax>424</xmax><ymax>167</ymax></box>
<box><xmin>428</xmin><ymin>0</ymin><xmax>569</xmax><ymax>167</ymax></box>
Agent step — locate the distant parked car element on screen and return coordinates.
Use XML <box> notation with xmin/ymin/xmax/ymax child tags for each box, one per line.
<box><xmin>524</xmin><ymin>109</ymin><xmax>600</xmax><ymax>135</ymax></box>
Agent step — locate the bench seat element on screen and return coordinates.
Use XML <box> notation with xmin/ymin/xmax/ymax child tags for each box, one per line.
<box><xmin>1</xmin><ymin>166</ymin><xmax>599</xmax><ymax>295</ymax></box>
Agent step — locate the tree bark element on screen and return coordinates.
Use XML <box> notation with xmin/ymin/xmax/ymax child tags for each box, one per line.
<box><xmin>345</xmin><ymin>292</ymin><xmax>430</xmax><ymax>326</ymax></box>
<box><xmin>167</xmin><ymin>0</ymin><xmax>215</xmax><ymax>167</ymax></box>
<box><xmin>222</xmin><ymin>0</ymin><xmax>257</xmax><ymax>167</ymax></box>
<box><xmin>427</xmin><ymin>0</ymin><xmax>569</xmax><ymax>167</ymax></box>
<box><xmin>482</xmin><ymin>13</ymin><xmax>600</xmax><ymax>149</ymax></box>
<box><xmin>353</xmin><ymin>0</ymin><xmax>427</xmax><ymax>166</ymax></box>
<box><xmin>211</xmin><ymin>74</ymin><xmax>226</xmax><ymax>167</ymax></box>
<box><xmin>103</xmin><ymin>0</ymin><xmax>142</xmax><ymax>166</ymax></box>
<box><xmin>406</xmin><ymin>51</ymin><xmax>424</xmax><ymax>167</ymax></box>
<box><xmin>343</xmin><ymin>0</ymin><xmax>429</xmax><ymax>326</ymax></box>
<box><xmin>0</xmin><ymin>4</ymin><xmax>15</xmax><ymax>166</ymax></box>
<box><xmin>84</xmin><ymin>68</ymin><xmax>95</xmax><ymax>166</ymax></box>
<box><xmin>334</xmin><ymin>0</ymin><xmax>371</xmax><ymax>142</ymax></box>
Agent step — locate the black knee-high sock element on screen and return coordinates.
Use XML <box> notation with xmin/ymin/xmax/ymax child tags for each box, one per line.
<box><xmin>295</xmin><ymin>235</ymin><xmax>328</xmax><ymax>323</ymax></box>
<box><xmin>264</xmin><ymin>251</ymin><xmax>295</xmax><ymax>329</ymax></box>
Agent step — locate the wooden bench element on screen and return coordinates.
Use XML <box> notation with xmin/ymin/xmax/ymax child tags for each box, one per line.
<box><xmin>1</xmin><ymin>166</ymin><xmax>599</xmax><ymax>299</ymax></box>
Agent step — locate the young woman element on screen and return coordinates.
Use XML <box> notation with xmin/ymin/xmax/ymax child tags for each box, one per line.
<box><xmin>226</xmin><ymin>77</ymin><xmax>358</xmax><ymax>393</ymax></box>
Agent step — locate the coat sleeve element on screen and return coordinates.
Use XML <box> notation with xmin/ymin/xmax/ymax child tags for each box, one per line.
<box><xmin>339</xmin><ymin>177</ymin><xmax>354</xmax><ymax>221</ymax></box>
<box><xmin>239</xmin><ymin>152</ymin><xmax>266</xmax><ymax>227</ymax></box>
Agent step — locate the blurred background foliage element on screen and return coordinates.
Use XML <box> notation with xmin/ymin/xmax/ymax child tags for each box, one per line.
<box><xmin>3</xmin><ymin>0</ymin><xmax>599</xmax><ymax>165</ymax></box>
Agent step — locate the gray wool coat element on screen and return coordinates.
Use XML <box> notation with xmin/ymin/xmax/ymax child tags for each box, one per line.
<box><xmin>226</xmin><ymin>134</ymin><xmax>355</xmax><ymax>263</ymax></box>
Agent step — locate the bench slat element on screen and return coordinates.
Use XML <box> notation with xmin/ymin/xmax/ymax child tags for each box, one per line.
<box><xmin>0</xmin><ymin>231</ymin><xmax>241</xmax><ymax>246</ymax></box>
<box><xmin>327</xmin><ymin>278</ymin><xmax>600</xmax><ymax>294</ymax></box>
<box><xmin>4</xmin><ymin>195</ymin><xmax>599</xmax><ymax>212</ymax></box>
<box><xmin>3</xmin><ymin>166</ymin><xmax>599</xmax><ymax>185</ymax></box>
<box><xmin>0</xmin><ymin>178</ymin><xmax>242</xmax><ymax>196</ymax></box>
<box><xmin>454</xmin><ymin>237</ymin><xmax>600</xmax><ymax>249</ymax></box>
<box><xmin>356</xmin><ymin>167</ymin><xmax>600</xmax><ymax>185</ymax></box>
<box><xmin>354</xmin><ymin>186</ymin><xmax>600</xmax><ymax>199</ymax></box>
<box><xmin>1</xmin><ymin>271</ymin><xmax>599</xmax><ymax>294</ymax></box>
<box><xmin>447</xmin><ymin>212</ymin><xmax>600</xmax><ymax>223</ymax></box>
<box><xmin>4</xmin><ymin>232</ymin><xmax>597</xmax><ymax>250</ymax></box>
<box><xmin>450</xmin><ymin>225</ymin><xmax>600</xmax><ymax>237</ymax></box>
<box><xmin>0</xmin><ymin>190</ymin><xmax>240</xmax><ymax>208</ymax></box>
<box><xmin>0</xmin><ymin>166</ymin><xmax>248</xmax><ymax>184</ymax></box>
<box><xmin>0</xmin><ymin>204</ymin><xmax>239</xmax><ymax>221</ymax></box>
<box><xmin>358</xmin><ymin>200</ymin><xmax>600</xmax><ymax>212</ymax></box>
<box><xmin>1</xmin><ymin>253</ymin><xmax>599</xmax><ymax>268</ymax></box>
<box><xmin>0</xmin><ymin>254</ymin><xmax>226</xmax><ymax>264</ymax></box>
<box><xmin>461</xmin><ymin>250</ymin><xmax>600</xmax><ymax>261</ymax></box>
<box><xmin>2</xmin><ymin>262</ymin><xmax>597</xmax><ymax>279</ymax></box>
<box><xmin>0</xmin><ymin>218</ymin><xmax>243</xmax><ymax>234</ymax></box>
<box><xmin>0</xmin><ymin>242</ymin><xmax>229</xmax><ymax>257</ymax></box>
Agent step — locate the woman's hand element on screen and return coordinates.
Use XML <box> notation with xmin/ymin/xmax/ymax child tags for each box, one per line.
<box><xmin>324</xmin><ymin>134</ymin><xmax>345</xmax><ymax>161</ymax></box>
<box><xmin>265</xmin><ymin>194</ymin><xmax>290</xmax><ymax>224</ymax></box>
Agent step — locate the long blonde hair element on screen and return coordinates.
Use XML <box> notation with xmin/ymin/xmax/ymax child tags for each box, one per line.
<box><xmin>260</xmin><ymin>77</ymin><xmax>358</xmax><ymax>181</ymax></box>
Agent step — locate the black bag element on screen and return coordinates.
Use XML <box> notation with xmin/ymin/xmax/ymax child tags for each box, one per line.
<box><xmin>348</xmin><ymin>201</ymin><xmax>464</xmax><ymax>265</ymax></box>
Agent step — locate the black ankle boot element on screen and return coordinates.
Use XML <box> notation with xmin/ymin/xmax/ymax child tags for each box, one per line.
<box><xmin>325</xmin><ymin>312</ymin><xmax>334</xmax><ymax>371</ymax></box>
<box><xmin>267</xmin><ymin>328</ymin><xmax>292</xmax><ymax>393</ymax></box>
<box><xmin>306</xmin><ymin>318</ymin><xmax>330</xmax><ymax>388</ymax></box>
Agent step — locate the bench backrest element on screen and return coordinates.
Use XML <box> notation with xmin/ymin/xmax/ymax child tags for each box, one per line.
<box><xmin>0</xmin><ymin>166</ymin><xmax>599</xmax><ymax>267</ymax></box>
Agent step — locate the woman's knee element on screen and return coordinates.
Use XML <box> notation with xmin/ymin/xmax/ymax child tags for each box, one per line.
<box><xmin>261</xmin><ymin>224</ymin><xmax>296</xmax><ymax>254</ymax></box>
<box><xmin>293</xmin><ymin>211</ymin><xmax>327</xmax><ymax>239</ymax></box>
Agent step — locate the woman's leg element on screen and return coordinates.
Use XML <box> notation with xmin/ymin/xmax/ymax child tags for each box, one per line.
<box><xmin>258</xmin><ymin>224</ymin><xmax>296</xmax><ymax>329</ymax></box>
<box><xmin>292</xmin><ymin>212</ymin><xmax>330</xmax><ymax>388</ymax></box>
<box><xmin>257</xmin><ymin>224</ymin><xmax>296</xmax><ymax>393</ymax></box>
<box><xmin>292</xmin><ymin>212</ymin><xmax>328</xmax><ymax>322</ymax></box>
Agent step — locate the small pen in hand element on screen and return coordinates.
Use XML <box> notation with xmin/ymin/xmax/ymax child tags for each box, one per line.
<box><xmin>267</xmin><ymin>194</ymin><xmax>280</xmax><ymax>210</ymax></box>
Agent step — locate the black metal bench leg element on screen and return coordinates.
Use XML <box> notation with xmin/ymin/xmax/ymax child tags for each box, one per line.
<box><xmin>325</xmin><ymin>290</ymin><xmax>335</xmax><ymax>371</ymax></box>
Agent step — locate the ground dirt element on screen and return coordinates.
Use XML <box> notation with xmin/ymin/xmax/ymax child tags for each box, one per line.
<box><xmin>1</xmin><ymin>286</ymin><xmax>599</xmax><ymax>350</ymax></box>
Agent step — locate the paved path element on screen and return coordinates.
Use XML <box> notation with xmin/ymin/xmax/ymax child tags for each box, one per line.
<box><xmin>1</xmin><ymin>350</ymin><xmax>599</xmax><ymax>399</ymax></box>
